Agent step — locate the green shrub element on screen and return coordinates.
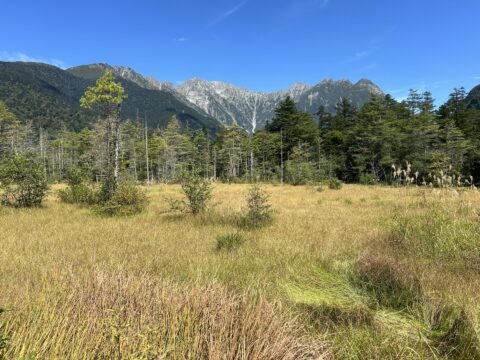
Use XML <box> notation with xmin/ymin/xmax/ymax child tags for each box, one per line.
<box><xmin>98</xmin><ymin>174</ymin><xmax>118</xmax><ymax>203</ymax></box>
<box><xmin>284</xmin><ymin>145</ymin><xmax>316</xmax><ymax>185</ymax></box>
<box><xmin>58</xmin><ymin>183</ymin><xmax>98</xmax><ymax>205</ymax></box>
<box><xmin>95</xmin><ymin>182</ymin><xmax>148</xmax><ymax>216</ymax></box>
<box><xmin>58</xmin><ymin>167</ymin><xmax>97</xmax><ymax>205</ymax></box>
<box><xmin>180</xmin><ymin>172</ymin><xmax>212</xmax><ymax>215</ymax></box>
<box><xmin>0</xmin><ymin>155</ymin><xmax>48</xmax><ymax>207</ymax></box>
<box><xmin>359</xmin><ymin>173</ymin><xmax>377</xmax><ymax>185</ymax></box>
<box><xmin>216</xmin><ymin>233</ymin><xmax>245</xmax><ymax>251</ymax></box>
<box><xmin>328</xmin><ymin>178</ymin><xmax>343</xmax><ymax>190</ymax></box>
<box><xmin>240</xmin><ymin>184</ymin><xmax>273</xmax><ymax>229</ymax></box>
<box><xmin>285</xmin><ymin>161</ymin><xmax>315</xmax><ymax>185</ymax></box>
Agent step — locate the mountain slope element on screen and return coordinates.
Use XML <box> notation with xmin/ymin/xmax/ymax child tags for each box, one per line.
<box><xmin>176</xmin><ymin>78</ymin><xmax>384</xmax><ymax>132</ymax></box>
<box><xmin>0</xmin><ymin>62</ymin><xmax>220</xmax><ymax>133</ymax></box>
<box><xmin>68</xmin><ymin>63</ymin><xmax>163</xmax><ymax>90</ymax></box>
<box><xmin>0</xmin><ymin>61</ymin><xmax>94</xmax><ymax>131</ymax></box>
<box><xmin>466</xmin><ymin>84</ymin><xmax>480</xmax><ymax>110</ymax></box>
<box><xmin>1</xmin><ymin>61</ymin><xmax>384</xmax><ymax>134</ymax></box>
<box><xmin>68</xmin><ymin>64</ymin><xmax>217</xmax><ymax>129</ymax></box>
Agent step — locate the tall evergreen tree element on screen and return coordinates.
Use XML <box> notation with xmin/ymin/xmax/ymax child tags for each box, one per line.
<box><xmin>80</xmin><ymin>71</ymin><xmax>127</xmax><ymax>199</ymax></box>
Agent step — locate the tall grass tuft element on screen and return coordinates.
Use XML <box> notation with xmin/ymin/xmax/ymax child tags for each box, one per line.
<box><xmin>1</xmin><ymin>271</ymin><xmax>330</xmax><ymax>360</ymax></box>
<box><xmin>0</xmin><ymin>308</ymin><xmax>8</xmax><ymax>360</ymax></box>
<box><xmin>216</xmin><ymin>233</ymin><xmax>245</xmax><ymax>251</ymax></box>
<box><xmin>390</xmin><ymin>203</ymin><xmax>480</xmax><ymax>270</ymax></box>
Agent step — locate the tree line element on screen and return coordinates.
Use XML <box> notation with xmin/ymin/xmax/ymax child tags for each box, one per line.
<box><xmin>1</xmin><ymin>74</ymin><xmax>479</xmax><ymax>186</ymax></box>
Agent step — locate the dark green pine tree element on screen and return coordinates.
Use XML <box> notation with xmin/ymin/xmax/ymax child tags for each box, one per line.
<box><xmin>420</xmin><ymin>91</ymin><xmax>435</xmax><ymax>114</ymax></box>
<box><xmin>332</xmin><ymin>98</ymin><xmax>356</xmax><ymax>130</ymax></box>
<box><xmin>265</xmin><ymin>96</ymin><xmax>318</xmax><ymax>158</ymax></box>
<box><xmin>265</xmin><ymin>96</ymin><xmax>298</xmax><ymax>133</ymax></box>
<box><xmin>406</xmin><ymin>89</ymin><xmax>423</xmax><ymax>115</ymax></box>
<box><xmin>433</xmin><ymin>117</ymin><xmax>470</xmax><ymax>173</ymax></box>
<box><xmin>350</xmin><ymin>96</ymin><xmax>398</xmax><ymax>181</ymax></box>
<box><xmin>316</xmin><ymin>105</ymin><xmax>333</xmax><ymax>130</ymax></box>
<box><xmin>438</xmin><ymin>88</ymin><xmax>475</xmax><ymax>134</ymax></box>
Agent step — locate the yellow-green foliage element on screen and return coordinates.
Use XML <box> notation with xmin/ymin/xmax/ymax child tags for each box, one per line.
<box><xmin>80</xmin><ymin>70</ymin><xmax>127</xmax><ymax>113</ymax></box>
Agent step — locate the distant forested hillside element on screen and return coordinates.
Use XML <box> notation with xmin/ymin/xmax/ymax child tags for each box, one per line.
<box><xmin>0</xmin><ymin>61</ymin><xmax>220</xmax><ymax>133</ymax></box>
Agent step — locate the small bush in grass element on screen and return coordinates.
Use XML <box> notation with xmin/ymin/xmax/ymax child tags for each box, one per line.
<box><xmin>95</xmin><ymin>182</ymin><xmax>148</xmax><ymax>216</ymax></box>
<box><xmin>328</xmin><ymin>178</ymin><xmax>343</xmax><ymax>190</ymax></box>
<box><xmin>58</xmin><ymin>166</ymin><xmax>97</xmax><ymax>205</ymax></box>
<box><xmin>359</xmin><ymin>173</ymin><xmax>377</xmax><ymax>185</ymax></box>
<box><xmin>216</xmin><ymin>233</ymin><xmax>245</xmax><ymax>251</ymax></box>
<box><xmin>241</xmin><ymin>183</ymin><xmax>273</xmax><ymax>229</ymax></box>
<box><xmin>0</xmin><ymin>155</ymin><xmax>48</xmax><ymax>208</ymax></box>
<box><xmin>58</xmin><ymin>182</ymin><xmax>97</xmax><ymax>205</ymax></box>
<box><xmin>180</xmin><ymin>172</ymin><xmax>212</xmax><ymax>215</ymax></box>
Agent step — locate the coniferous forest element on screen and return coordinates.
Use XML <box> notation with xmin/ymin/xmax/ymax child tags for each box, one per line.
<box><xmin>1</xmin><ymin>81</ymin><xmax>479</xmax><ymax>186</ymax></box>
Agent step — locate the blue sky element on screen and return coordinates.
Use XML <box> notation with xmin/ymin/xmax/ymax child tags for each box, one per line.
<box><xmin>1</xmin><ymin>0</ymin><xmax>478</xmax><ymax>104</ymax></box>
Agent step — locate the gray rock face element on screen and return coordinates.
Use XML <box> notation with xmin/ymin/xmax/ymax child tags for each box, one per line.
<box><xmin>71</xmin><ymin>64</ymin><xmax>384</xmax><ymax>133</ymax></box>
<box><xmin>98</xmin><ymin>66</ymin><xmax>212</xmax><ymax>118</ymax></box>
<box><xmin>466</xmin><ymin>84</ymin><xmax>480</xmax><ymax>110</ymax></box>
<box><xmin>176</xmin><ymin>78</ymin><xmax>383</xmax><ymax>132</ymax></box>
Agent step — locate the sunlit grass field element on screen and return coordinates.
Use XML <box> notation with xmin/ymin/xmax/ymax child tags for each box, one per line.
<box><xmin>1</xmin><ymin>184</ymin><xmax>480</xmax><ymax>359</ymax></box>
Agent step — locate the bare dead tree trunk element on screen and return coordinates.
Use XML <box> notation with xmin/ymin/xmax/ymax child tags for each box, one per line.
<box><xmin>114</xmin><ymin>115</ymin><xmax>120</xmax><ymax>185</ymax></box>
<box><xmin>280</xmin><ymin>128</ymin><xmax>284</xmax><ymax>185</ymax></box>
<box><xmin>40</xmin><ymin>128</ymin><xmax>47</xmax><ymax>179</ymax></box>
<box><xmin>145</xmin><ymin>112</ymin><xmax>150</xmax><ymax>185</ymax></box>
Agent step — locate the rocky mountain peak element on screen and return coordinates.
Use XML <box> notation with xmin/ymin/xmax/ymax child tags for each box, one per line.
<box><xmin>68</xmin><ymin>63</ymin><xmax>384</xmax><ymax>133</ymax></box>
<box><xmin>177</xmin><ymin>77</ymin><xmax>384</xmax><ymax>132</ymax></box>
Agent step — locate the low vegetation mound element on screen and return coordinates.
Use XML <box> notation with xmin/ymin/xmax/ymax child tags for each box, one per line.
<box><xmin>94</xmin><ymin>182</ymin><xmax>148</xmax><ymax>217</ymax></box>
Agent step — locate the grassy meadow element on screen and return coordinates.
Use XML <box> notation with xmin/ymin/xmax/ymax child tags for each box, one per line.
<box><xmin>1</xmin><ymin>184</ymin><xmax>480</xmax><ymax>359</ymax></box>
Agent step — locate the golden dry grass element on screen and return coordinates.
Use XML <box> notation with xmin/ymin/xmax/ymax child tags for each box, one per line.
<box><xmin>1</xmin><ymin>184</ymin><xmax>480</xmax><ymax>359</ymax></box>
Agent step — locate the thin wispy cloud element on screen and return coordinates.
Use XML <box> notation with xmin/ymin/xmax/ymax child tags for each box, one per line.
<box><xmin>210</xmin><ymin>0</ymin><xmax>248</xmax><ymax>26</ymax></box>
<box><xmin>176</xmin><ymin>37</ymin><xmax>188</xmax><ymax>42</ymax></box>
<box><xmin>355</xmin><ymin>50</ymin><xmax>370</xmax><ymax>59</ymax></box>
<box><xmin>282</xmin><ymin>0</ymin><xmax>330</xmax><ymax>20</ymax></box>
<box><xmin>473</xmin><ymin>76</ymin><xmax>480</xmax><ymax>80</ymax></box>
<box><xmin>0</xmin><ymin>51</ymin><xmax>67</xmax><ymax>68</ymax></box>
<box><xmin>341</xmin><ymin>49</ymin><xmax>372</xmax><ymax>64</ymax></box>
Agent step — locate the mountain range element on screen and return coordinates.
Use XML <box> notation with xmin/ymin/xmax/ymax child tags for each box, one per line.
<box><xmin>176</xmin><ymin>78</ymin><xmax>383</xmax><ymax>132</ymax></box>
<box><xmin>0</xmin><ymin>62</ymin><xmax>218</xmax><ymax>132</ymax></box>
<box><xmin>69</xmin><ymin>64</ymin><xmax>384</xmax><ymax>132</ymax></box>
<box><xmin>8</xmin><ymin>61</ymin><xmax>466</xmax><ymax>134</ymax></box>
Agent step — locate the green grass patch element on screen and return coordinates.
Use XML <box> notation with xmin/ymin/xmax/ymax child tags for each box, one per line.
<box><xmin>216</xmin><ymin>233</ymin><xmax>245</xmax><ymax>251</ymax></box>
